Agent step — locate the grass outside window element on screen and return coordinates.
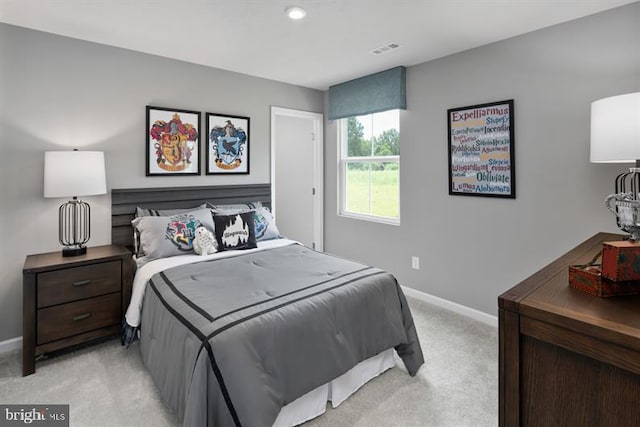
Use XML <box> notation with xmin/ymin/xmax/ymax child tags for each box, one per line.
<box><xmin>345</xmin><ymin>164</ymin><xmax>399</xmax><ymax>219</ymax></box>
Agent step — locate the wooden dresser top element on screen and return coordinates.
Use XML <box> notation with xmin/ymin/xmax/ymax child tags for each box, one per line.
<box><xmin>499</xmin><ymin>232</ymin><xmax>640</xmax><ymax>351</ymax></box>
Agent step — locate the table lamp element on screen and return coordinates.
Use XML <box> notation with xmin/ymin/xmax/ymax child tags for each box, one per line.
<box><xmin>44</xmin><ymin>150</ymin><xmax>107</xmax><ymax>256</ymax></box>
<box><xmin>590</xmin><ymin>92</ymin><xmax>640</xmax><ymax>240</ymax></box>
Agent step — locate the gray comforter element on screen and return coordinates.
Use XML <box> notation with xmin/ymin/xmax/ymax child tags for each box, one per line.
<box><xmin>139</xmin><ymin>244</ymin><xmax>423</xmax><ymax>427</ymax></box>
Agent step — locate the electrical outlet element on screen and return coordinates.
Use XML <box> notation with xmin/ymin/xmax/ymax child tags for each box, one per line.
<box><xmin>411</xmin><ymin>256</ymin><xmax>420</xmax><ymax>270</ymax></box>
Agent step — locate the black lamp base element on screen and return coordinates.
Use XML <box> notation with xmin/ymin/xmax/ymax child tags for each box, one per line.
<box><xmin>58</xmin><ymin>198</ymin><xmax>91</xmax><ymax>257</ymax></box>
<box><xmin>62</xmin><ymin>246</ymin><xmax>87</xmax><ymax>257</ymax></box>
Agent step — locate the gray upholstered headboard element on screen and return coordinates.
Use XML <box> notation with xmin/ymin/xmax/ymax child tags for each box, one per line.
<box><xmin>111</xmin><ymin>184</ymin><xmax>271</xmax><ymax>250</ymax></box>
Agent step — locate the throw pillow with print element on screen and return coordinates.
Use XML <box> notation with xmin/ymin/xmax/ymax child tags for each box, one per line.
<box><xmin>213</xmin><ymin>211</ymin><xmax>257</xmax><ymax>251</ymax></box>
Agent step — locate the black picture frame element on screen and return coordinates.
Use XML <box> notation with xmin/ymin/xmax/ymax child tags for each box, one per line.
<box><xmin>205</xmin><ymin>112</ymin><xmax>250</xmax><ymax>175</ymax></box>
<box><xmin>447</xmin><ymin>99</ymin><xmax>515</xmax><ymax>198</ymax></box>
<box><xmin>146</xmin><ymin>106</ymin><xmax>201</xmax><ymax>176</ymax></box>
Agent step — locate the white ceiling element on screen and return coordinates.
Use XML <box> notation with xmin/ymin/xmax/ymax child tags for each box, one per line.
<box><xmin>0</xmin><ymin>0</ymin><xmax>636</xmax><ymax>90</ymax></box>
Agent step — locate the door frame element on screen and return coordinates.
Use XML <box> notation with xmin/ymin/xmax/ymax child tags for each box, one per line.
<box><xmin>270</xmin><ymin>106</ymin><xmax>324</xmax><ymax>251</ymax></box>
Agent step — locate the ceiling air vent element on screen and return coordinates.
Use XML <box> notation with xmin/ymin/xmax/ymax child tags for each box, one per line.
<box><xmin>370</xmin><ymin>43</ymin><xmax>400</xmax><ymax>56</ymax></box>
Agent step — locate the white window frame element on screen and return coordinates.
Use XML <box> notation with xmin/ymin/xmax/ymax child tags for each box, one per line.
<box><xmin>337</xmin><ymin>117</ymin><xmax>400</xmax><ymax>226</ymax></box>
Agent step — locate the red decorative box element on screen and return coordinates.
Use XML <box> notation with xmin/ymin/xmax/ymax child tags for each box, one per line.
<box><xmin>602</xmin><ymin>241</ymin><xmax>640</xmax><ymax>281</ymax></box>
<box><xmin>569</xmin><ymin>263</ymin><xmax>640</xmax><ymax>297</ymax></box>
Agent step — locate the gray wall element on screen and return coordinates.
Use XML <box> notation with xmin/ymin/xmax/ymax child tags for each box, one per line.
<box><xmin>0</xmin><ymin>24</ymin><xmax>323</xmax><ymax>342</ymax></box>
<box><xmin>324</xmin><ymin>3</ymin><xmax>640</xmax><ymax>316</ymax></box>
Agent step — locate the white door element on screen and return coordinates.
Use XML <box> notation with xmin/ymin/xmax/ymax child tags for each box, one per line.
<box><xmin>271</xmin><ymin>107</ymin><xmax>323</xmax><ymax>250</ymax></box>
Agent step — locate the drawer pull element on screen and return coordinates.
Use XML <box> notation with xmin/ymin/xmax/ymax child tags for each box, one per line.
<box><xmin>73</xmin><ymin>313</ymin><xmax>92</xmax><ymax>321</ymax></box>
<box><xmin>72</xmin><ymin>279</ymin><xmax>92</xmax><ymax>287</ymax></box>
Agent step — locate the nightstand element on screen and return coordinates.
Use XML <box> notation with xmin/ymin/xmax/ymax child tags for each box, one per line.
<box><xmin>22</xmin><ymin>245</ymin><xmax>133</xmax><ymax>376</ymax></box>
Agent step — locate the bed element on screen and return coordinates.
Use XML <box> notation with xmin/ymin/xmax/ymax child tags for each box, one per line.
<box><xmin>112</xmin><ymin>185</ymin><xmax>424</xmax><ymax>427</ymax></box>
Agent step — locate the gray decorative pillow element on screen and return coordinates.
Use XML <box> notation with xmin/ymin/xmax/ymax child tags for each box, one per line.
<box><xmin>132</xmin><ymin>209</ymin><xmax>215</xmax><ymax>266</ymax></box>
<box><xmin>253</xmin><ymin>207</ymin><xmax>281</xmax><ymax>241</ymax></box>
<box><xmin>135</xmin><ymin>203</ymin><xmax>207</xmax><ymax>218</ymax></box>
<box><xmin>133</xmin><ymin>204</ymin><xmax>208</xmax><ymax>256</ymax></box>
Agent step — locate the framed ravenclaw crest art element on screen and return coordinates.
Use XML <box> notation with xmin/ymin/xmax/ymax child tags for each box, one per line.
<box><xmin>206</xmin><ymin>113</ymin><xmax>250</xmax><ymax>174</ymax></box>
<box><xmin>146</xmin><ymin>106</ymin><xmax>201</xmax><ymax>176</ymax></box>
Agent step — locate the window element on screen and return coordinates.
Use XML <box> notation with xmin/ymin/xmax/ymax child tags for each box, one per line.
<box><xmin>338</xmin><ymin>110</ymin><xmax>400</xmax><ymax>224</ymax></box>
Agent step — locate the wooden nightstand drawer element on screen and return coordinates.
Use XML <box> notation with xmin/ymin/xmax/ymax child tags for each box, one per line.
<box><xmin>37</xmin><ymin>293</ymin><xmax>121</xmax><ymax>345</ymax></box>
<box><xmin>37</xmin><ymin>260</ymin><xmax>121</xmax><ymax>308</ymax></box>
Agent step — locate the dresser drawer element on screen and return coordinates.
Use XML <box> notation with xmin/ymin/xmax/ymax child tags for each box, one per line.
<box><xmin>37</xmin><ymin>261</ymin><xmax>121</xmax><ymax>308</ymax></box>
<box><xmin>37</xmin><ymin>293</ymin><xmax>121</xmax><ymax>344</ymax></box>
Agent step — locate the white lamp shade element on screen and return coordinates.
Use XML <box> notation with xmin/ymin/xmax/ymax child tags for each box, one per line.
<box><xmin>590</xmin><ymin>92</ymin><xmax>640</xmax><ymax>163</ymax></box>
<box><xmin>44</xmin><ymin>151</ymin><xmax>107</xmax><ymax>198</ymax></box>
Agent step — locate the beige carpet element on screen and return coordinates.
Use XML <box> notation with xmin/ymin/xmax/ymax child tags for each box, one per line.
<box><xmin>0</xmin><ymin>298</ymin><xmax>498</xmax><ymax>426</ymax></box>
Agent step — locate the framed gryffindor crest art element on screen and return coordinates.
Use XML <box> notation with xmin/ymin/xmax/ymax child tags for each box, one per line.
<box><xmin>146</xmin><ymin>106</ymin><xmax>201</xmax><ymax>176</ymax></box>
<box><xmin>206</xmin><ymin>112</ymin><xmax>250</xmax><ymax>174</ymax></box>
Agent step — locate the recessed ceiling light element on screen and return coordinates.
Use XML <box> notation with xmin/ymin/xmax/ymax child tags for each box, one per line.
<box><xmin>286</xmin><ymin>7</ymin><xmax>306</xmax><ymax>20</ymax></box>
<box><xmin>370</xmin><ymin>43</ymin><xmax>400</xmax><ymax>56</ymax></box>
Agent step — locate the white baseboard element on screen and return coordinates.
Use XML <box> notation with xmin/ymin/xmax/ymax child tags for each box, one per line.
<box><xmin>401</xmin><ymin>286</ymin><xmax>498</xmax><ymax>328</ymax></box>
<box><xmin>0</xmin><ymin>336</ymin><xmax>22</xmax><ymax>354</ymax></box>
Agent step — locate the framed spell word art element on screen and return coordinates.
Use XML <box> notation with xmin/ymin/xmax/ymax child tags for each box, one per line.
<box><xmin>146</xmin><ymin>106</ymin><xmax>201</xmax><ymax>176</ymax></box>
<box><xmin>206</xmin><ymin>113</ymin><xmax>250</xmax><ymax>175</ymax></box>
<box><xmin>447</xmin><ymin>99</ymin><xmax>515</xmax><ymax>198</ymax></box>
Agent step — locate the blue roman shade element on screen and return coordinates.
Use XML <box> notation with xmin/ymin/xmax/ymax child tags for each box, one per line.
<box><xmin>328</xmin><ymin>66</ymin><xmax>406</xmax><ymax>120</ymax></box>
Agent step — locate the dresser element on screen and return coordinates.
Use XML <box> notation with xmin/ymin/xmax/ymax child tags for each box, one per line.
<box><xmin>498</xmin><ymin>232</ymin><xmax>640</xmax><ymax>426</ymax></box>
<box><xmin>23</xmin><ymin>245</ymin><xmax>133</xmax><ymax>376</ymax></box>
